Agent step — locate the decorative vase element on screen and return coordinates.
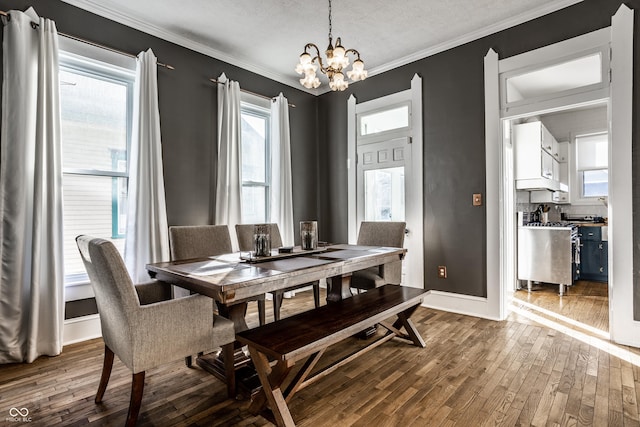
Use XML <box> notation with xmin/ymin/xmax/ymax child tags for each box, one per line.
<box><xmin>300</xmin><ymin>221</ymin><xmax>318</xmax><ymax>250</ymax></box>
<box><xmin>253</xmin><ymin>224</ymin><xmax>271</xmax><ymax>257</ymax></box>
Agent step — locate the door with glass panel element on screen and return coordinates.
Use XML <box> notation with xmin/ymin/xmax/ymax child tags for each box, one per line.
<box><xmin>354</xmin><ymin>95</ymin><xmax>422</xmax><ymax>289</ymax></box>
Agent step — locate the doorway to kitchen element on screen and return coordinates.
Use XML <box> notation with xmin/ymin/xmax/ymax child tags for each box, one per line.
<box><xmin>498</xmin><ymin>30</ymin><xmax>612</xmax><ymax>337</ymax></box>
<box><xmin>505</xmin><ymin>103</ymin><xmax>610</xmax><ymax>336</ymax></box>
<box><xmin>486</xmin><ymin>5</ymin><xmax>636</xmax><ymax>346</ymax></box>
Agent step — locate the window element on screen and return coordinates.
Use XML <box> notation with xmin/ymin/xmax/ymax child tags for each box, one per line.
<box><xmin>240</xmin><ymin>101</ymin><xmax>271</xmax><ymax>223</ymax></box>
<box><xmin>364</xmin><ymin>167</ymin><xmax>405</xmax><ymax>221</ymax></box>
<box><xmin>60</xmin><ymin>54</ymin><xmax>134</xmax><ymax>286</ymax></box>
<box><xmin>358</xmin><ymin>103</ymin><xmax>410</xmax><ymax>137</ymax></box>
<box><xmin>575</xmin><ymin>132</ymin><xmax>608</xmax><ymax>199</ymax></box>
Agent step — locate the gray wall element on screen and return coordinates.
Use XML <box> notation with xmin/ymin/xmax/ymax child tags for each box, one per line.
<box><xmin>317</xmin><ymin>0</ymin><xmax>634</xmax><ymax>300</ymax></box>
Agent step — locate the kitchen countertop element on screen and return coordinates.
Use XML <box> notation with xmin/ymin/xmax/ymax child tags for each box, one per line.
<box><xmin>571</xmin><ymin>222</ymin><xmax>607</xmax><ymax>227</ymax></box>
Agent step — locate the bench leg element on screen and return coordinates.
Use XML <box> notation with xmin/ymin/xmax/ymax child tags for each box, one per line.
<box><xmin>392</xmin><ymin>305</ymin><xmax>425</xmax><ymax>348</ymax></box>
<box><xmin>248</xmin><ymin>346</ymin><xmax>295</xmax><ymax>427</ymax></box>
<box><xmin>398</xmin><ymin>313</ymin><xmax>425</xmax><ymax>348</ymax></box>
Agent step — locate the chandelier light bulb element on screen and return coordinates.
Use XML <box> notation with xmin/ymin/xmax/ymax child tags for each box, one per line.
<box><xmin>329</xmin><ymin>72</ymin><xmax>348</xmax><ymax>91</ymax></box>
<box><xmin>299</xmin><ymin>52</ymin><xmax>312</xmax><ymax>65</ymax></box>
<box><xmin>347</xmin><ymin>59</ymin><xmax>368</xmax><ymax>81</ymax></box>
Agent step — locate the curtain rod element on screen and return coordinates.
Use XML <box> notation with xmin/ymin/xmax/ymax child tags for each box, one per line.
<box><xmin>209</xmin><ymin>78</ymin><xmax>296</xmax><ymax>108</ymax></box>
<box><xmin>0</xmin><ymin>10</ymin><xmax>174</xmax><ymax>70</ymax></box>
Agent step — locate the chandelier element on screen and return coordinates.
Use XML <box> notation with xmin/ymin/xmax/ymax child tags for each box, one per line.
<box><xmin>295</xmin><ymin>0</ymin><xmax>368</xmax><ymax>91</ymax></box>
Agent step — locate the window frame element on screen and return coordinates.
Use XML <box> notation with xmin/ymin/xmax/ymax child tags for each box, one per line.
<box><xmin>59</xmin><ymin>45</ymin><xmax>135</xmax><ymax>293</ymax></box>
<box><xmin>240</xmin><ymin>97</ymin><xmax>272</xmax><ymax>224</ymax></box>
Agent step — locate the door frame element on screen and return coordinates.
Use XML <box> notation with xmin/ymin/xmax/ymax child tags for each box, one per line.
<box><xmin>347</xmin><ymin>74</ymin><xmax>424</xmax><ymax>289</ymax></box>
<box><xmin>485</xmin><ymin>5</ymin><xmax>638</xmax><ymax>346</ymax></box>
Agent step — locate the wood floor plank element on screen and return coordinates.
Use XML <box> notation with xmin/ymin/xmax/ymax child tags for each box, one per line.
<box><xmin>2</xmin><ymin>284</ymin><xmax>638</xmax><ymax>426</ymax></box>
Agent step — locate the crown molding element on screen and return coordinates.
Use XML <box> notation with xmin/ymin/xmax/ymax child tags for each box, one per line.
<box><xmin>366</xmin><ymin>0</ymin><xmax>585</xmax><ymax>78</ymax></box>
<box><xmin>60</xmin><ymin>0</ymin><xmax>583</xmax><ymax>97</ymax></box>
<box><xmin>58</xmin><ymin>0</ymin><xmax>310</xmax><ymax>92</ymax></box>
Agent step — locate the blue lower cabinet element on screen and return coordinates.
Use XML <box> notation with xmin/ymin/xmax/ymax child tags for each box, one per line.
<box><xmin>578</xmin><ymin>227</ymin><xmax>608</xmax><ymax>282</ymax></box>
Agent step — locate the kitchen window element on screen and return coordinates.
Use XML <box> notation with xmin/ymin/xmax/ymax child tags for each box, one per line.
<box><xmin>575</xmin><ymin>132</ymin><xmax>608</xmax><ymax>200</ymax></box>
<box><xmin>240</xmin><ymin>100</ymin><xmax>271</xmax><ymax>223</ymax></box>
<box><xmin>60</xmin><ymin>51</ymin><xmax>135</xmax><ymax>287</ymax></box>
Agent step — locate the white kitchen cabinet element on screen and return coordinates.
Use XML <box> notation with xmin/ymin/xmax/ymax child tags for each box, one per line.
<box><xmin>514</xmin><ymin>121</ymin><xmax>562</xmax><ymax>191</ymax></box>
<box><xmin>530</xmin><ymin>140</ymin><xmax>570</xmax><ymax>204</ymax></box>
<box><xmin>557</xmin><ymin>140</ymin><xmax>569</xmax><ymax>163</ymax></box>
<box><xmin>541</xmin><ymin>124</ymin><xmax>559</xmax><ymax>160</ymax></box>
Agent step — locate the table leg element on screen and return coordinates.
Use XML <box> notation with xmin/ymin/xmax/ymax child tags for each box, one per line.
<box><xmin>196</xmin><ymin>301</ymin><xmax>261</xmax><ymax>398</ymax></box>
<box><xmin>326</xmin><ymin>274</ymin><xmax>353</xmax><ymax>303</ymax></box>
<box><xmin>326</xmin><ymin>274</ymin><xmax>376</xmax><ymax>338</ymax></box>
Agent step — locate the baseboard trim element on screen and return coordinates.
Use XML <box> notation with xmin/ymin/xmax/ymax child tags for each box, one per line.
<box><xmin>63</xmin><ymin>314</ymin><xmax>102</xmax><ymax>346</ymax></box>
<box><xmin>421</xmin><ymin>290</ymin><xmax>502</xmax><ymax>321</ymax></box>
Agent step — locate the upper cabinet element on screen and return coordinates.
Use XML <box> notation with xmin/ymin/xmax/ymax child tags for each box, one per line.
<box><xmin>514</xmin><ymin>121</ymin><xmax>566</xmax><ymax>192</ymax></box>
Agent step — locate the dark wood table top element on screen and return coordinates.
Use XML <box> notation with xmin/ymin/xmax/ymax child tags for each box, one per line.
<box><xmin>146</xmin><ymin>244</ymin><xmax>406</xmax><ymax>305</ymax></box>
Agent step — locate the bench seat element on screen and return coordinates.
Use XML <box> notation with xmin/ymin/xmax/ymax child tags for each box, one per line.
<box><xmin>236</xmin><ymin>284</ymin><xmax>428</xmax><ymax>426</ymax></box>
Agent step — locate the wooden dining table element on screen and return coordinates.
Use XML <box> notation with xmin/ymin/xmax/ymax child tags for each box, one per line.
<box><xmin>146</xmin><ymin>243</ymin><xmax>407</xmax><ymax>393</ymax></box>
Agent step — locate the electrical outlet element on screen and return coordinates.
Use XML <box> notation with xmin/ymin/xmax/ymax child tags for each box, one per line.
<box><xmin>438</xmin><ymin>265</ymin><xmax>447</xmax><ymax>279</ymax></box>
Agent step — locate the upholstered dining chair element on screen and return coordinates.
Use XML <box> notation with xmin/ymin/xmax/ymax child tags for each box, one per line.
<box><xmin>76</xmin><ymin>235</ymin><xmax>235</xmax><ymax>427</ymax></box>
<box><xmin>168</xmin><ymin>225</ymin><xmax>266</xmax><ymax>326</ymax></box>
<box><xmin>235</xmin><ymin>223</ymin><xmax>321</xmax><ymax>320</ymax></box>
<box><xmin>351</xmin><ymin>221</ymin><xmax>407</xmax><ymax>291</ymax></box>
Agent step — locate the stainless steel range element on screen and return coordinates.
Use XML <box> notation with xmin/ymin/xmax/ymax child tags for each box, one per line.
<box><xmin>517</xmin><ymin>220</ymin><xmax>579</xmax><ymax>296</ymax></box>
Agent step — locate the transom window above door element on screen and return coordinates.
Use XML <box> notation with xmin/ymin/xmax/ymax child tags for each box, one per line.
<box><xmin>358</xmin><ymin>103</ymin><xmax>410</xmax><ymax>138</ymax></box>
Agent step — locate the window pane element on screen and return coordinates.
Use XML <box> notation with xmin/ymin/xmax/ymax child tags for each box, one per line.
<box><xmin>63</xmin><ymin>174</ymin><xmax>127</xmax><ymax>278</ymax></box>
<box><xmin>242</xmin><ymin>186</ymin><xmax>267</xmax><ymax>223</ymax></box>
<box><xmin>241</xmin><ymin>113</ymin><xmax>267</xmax><ymax>182</ymax></box>
<box><xmin>506</xmin><ymin>53</ymin><xmax>602</xmax><ymax>103</ymax></box>
<box><xmin>359</xmin><ymin>105</ymin><xmax>409</xmax><ymax>136</ymax></box>
<box><xmin>60</xmin><ymin>69</ymin><xmax>128</xmax><ymax>172</ymax></box>
<box><xmin>364</xmin><ymin>167</ymin><xmax>405</xmax><ymax>221</ymax></box>
<box><xmin>582</xmin><ymin>169</ymin><xmax>608</xmax><ymax>198</ymax></box>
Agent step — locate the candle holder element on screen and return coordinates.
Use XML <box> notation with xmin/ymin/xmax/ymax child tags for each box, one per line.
<box><xmin>253</xmin><ymin>224</ymin><xmax>271</xmax><ymax>257</ymax></box>
<box><xmin>300</xmin><ymin>221</ymin><xmax>318</xmax><ymax>250</ymax></box>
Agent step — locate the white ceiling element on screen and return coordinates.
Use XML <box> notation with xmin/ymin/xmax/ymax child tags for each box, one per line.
<box><xmin>60</xmin><ymin>0</ymin><xmax>583</xmax><ymax>95</ymax></box>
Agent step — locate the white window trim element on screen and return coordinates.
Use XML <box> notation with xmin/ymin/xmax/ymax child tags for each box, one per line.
<box><xmin>59</xmin><ymin>40</ymin><xmax>135</xmax><ymax>301</ymax></box>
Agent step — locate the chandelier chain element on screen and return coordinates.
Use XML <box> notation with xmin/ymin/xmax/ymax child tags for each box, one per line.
<box><xmin>328</xmin><ymin>0</ymin><xmax>332</xmax><ymax>41</ymax></box>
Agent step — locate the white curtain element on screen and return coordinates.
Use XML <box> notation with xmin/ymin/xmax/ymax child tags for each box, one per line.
<box><xmin>270</xmin><ymin>93</ymin><xmax>294</xmax><ymax>246</ymax></box>
<box><xmin>124</xmin><ymin>49</ymin><xmax>169</xmax><ymax>283</ymax></box>
<box><xmin>0</xmin><ymin>8</ymin><xmax>64</xmax><ymax>363</ymax></box>
<box><xmin>214</xmin><ymin>73</ymin><xmax>243</xmax><ymax>246</ymax></box>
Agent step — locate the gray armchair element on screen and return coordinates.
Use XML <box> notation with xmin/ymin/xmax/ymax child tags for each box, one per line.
<box><xmin>76</xmin><ymin>235</ymin><xmax>235</xmax><ymax>427</ymax></box>
<box><xmin>168</xmin><ymin>225</ymin><xmax>266</xmax><ymax>326</ymax></box>
<box><xmin>351</xmin><ymin>221</ymin><xmax>406</xmax><ymax>291</ymax></box>
<box><xmin>235</xmin><ymin>223</ymin><xmax>321</xmax><ymax>320</ymax></box>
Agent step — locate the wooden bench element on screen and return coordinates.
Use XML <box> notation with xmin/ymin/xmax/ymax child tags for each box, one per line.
<box><xmin>235</xmin><ymin>284</ymin><xmax>428</xmax><ymax>427</ymax></box>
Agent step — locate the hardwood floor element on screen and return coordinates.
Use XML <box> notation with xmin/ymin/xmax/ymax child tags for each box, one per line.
<box><xmin>512</xmin><ymin>280</ymin><xmax>610</xmax><ymax>334</ymax></box>
<box><xmin>1</xmin><ymin>286</ymin><xmax>639</xmax><ymax>426</ymax></box>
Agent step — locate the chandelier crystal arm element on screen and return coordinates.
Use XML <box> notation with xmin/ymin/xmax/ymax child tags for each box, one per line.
<box><xmin>344</xmin><ymin>48</ymin><xmax>362</xmax><ymax>60</ymax></box>
<box><xmin>302</xmin><ymin>43</ymin><xmax>329</xmax><ymax>73</ymax></box>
